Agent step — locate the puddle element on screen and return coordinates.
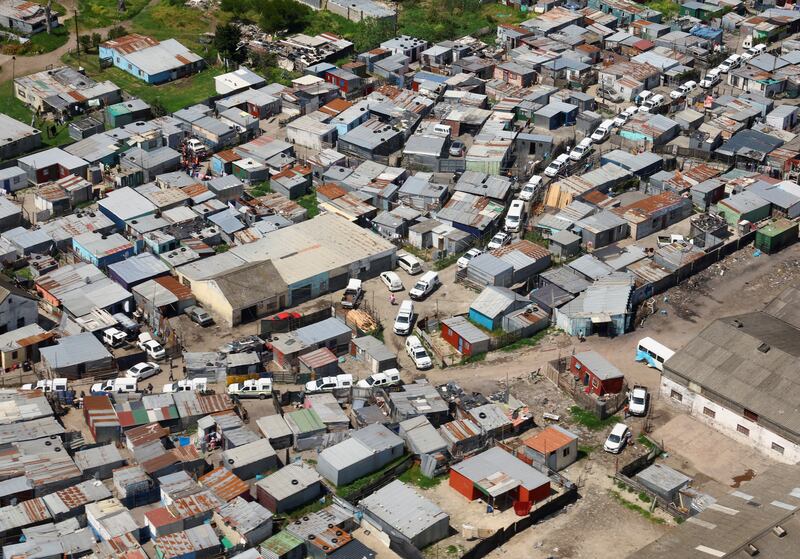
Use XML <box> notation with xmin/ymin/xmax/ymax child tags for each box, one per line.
<box><xmin>731</xmin><ymin>469</ymin><xmax>755</xmax><ymax>488</ymax></box>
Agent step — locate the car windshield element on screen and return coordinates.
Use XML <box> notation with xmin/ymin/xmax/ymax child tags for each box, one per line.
<box><xmin>632</xmin><ymin>396</ymin><xmax>645</xmax><ymax>405</ymax></box>
<box><xmin>413</xmin><ymin>281</ymin><xmax>425</xmax><ymax>291</ymax></box>
<box><xmin>314</xmin><ymin>379</ymin><xmax>325</xmax><ymax>388</ymax></box>
<box><xmin>608</xmin><ymin>434</ymin><xmax>621</xmax><ymax>443</ymax></box>
<box><xmin>396</xmin><ymin>314</ymin><xmax>409</xmax><ymax>324</ymax></box>
<box><xmin>414</xmin><ymin>349</ymin><xmax>427</xmax><ymax>359</ymax></box>
<box><xmin>364</xmin><ymin>377</ymin><xmax>375</xmax><ymax>386</ymax></box>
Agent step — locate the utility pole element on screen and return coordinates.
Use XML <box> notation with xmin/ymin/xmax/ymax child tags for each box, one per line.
<box><xmin>74</xmin><ymin>10</ymin><xmax>80</xmax><ymax>57</ymax></box>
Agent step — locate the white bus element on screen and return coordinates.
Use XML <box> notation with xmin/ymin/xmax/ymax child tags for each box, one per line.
<box><xmin>636</xmin><ymin>337</ymin><xmax>675</xmax><ymax>371</ymax></box>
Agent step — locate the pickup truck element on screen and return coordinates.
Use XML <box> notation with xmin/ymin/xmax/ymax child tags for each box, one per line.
<box><xmin>341</xmin><ymin>279</ymin><xmax>363</xmax><ymax>309</ymax></box>
<box><xmin>21</xmin><ymin>378</ymin><xmax>68</xmax><ymax>393</ymax></box>
<box><xmin>628</xmin><ymin>385</ymin><xmax>648</xmax><ymax>416</ymax></box>
<box><xmin>227</xmin><ymin>378</ymin><xmax>273</xmax><ymax>399</ymax></box>
<box><xmin>163</xmin><ymin>378</ymin><xmax>208</xmax><ymax>393</ymax></box>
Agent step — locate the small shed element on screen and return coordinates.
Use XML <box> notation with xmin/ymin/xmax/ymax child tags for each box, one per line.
<box><xmin>284</xmin><ymin>409</ymin><xmax>326</xmax><ymax>451</ymax></box>
<box><xmin>570</xmin><ymin>351</ymin><xmax>625</xmax><ymax>396</ymax></box>
<box><xmin>316</xmin><ymin>423</ymin><xmax>404</xmax><ymax>487</ymax></box>
<box><xmin>468</xmin><ymin>286</ymin><xmax>529</xmax><ymax>331</ymax></box>
<box><xmin>520</xmin><ymin>426</ymin><xmax>578</xmax><ymax>471</ymax></box>
<box><xmin>298</xmin><ymin>347</ymin><xmax>339</xmax><ymax>381</ymax></box>
<box><xmin>255</xmin><ymin>415</ymin><xmax>294</xmax><ymax>450</ymax></box>
<box><xmin>213</xmin><ymin>497</ymin><xmax>273</xmax><ymax>547</ymax></box>
<box><xmin>548</xmin><ymin>230</ymin><xmax>581</xmax><ymax>260</ymax></box>
<box><xmin>350</xmin><ymin>335</ymin><xmax>397</xmax><ymax>373</ymax></box>
<box><xmin>154</xmin><ymin>524</ymin><xmax>221</xmax><ymax>559</ymax></box>
<box><xmin>305</xmin><ymin>393</ymin><xmax>350</xmax><ymax>432</ymax></box>
<box><xmin>255</xmin><ymin>463</ymin><xmax>323</xmax><ymax>514</ymax></box>
<box><xmin>259</xmin><ymin>530</ymin><xmax>304</xmax><ymax>559</ymax></box>
<box><xmin>502</xmin><ymin>304</ymin><xmax>549</xmax><ymax>337</ymax></box>
<box><xmin>635</xmin><ymin>464</ymin><xmax>692</xmax><ymax>504</ymax></box>
<box><xmin>440</xmin><ymin>316</ymin><xmax>491</xmax><ymax>357</ymax></box>
<box><xmin>755</xmin><ymin>219</ymin><xmax>799</xmax><ymax>255</ymax></box>
<box><xmin>398</xmin><ymin>416</ymin><xmax>448</xmax><ymax>456</ymax></box>
<box><xmin>198</xmin><ymin>467</ymin><xmax>249</xmax><ymax>504</ymax></box>
<box><xmin>222</xmin><ymin>439</ymin><xmax>278</xmax><ymax>480</ymax></box>
<box><xmin>466</xmin><ymin>253</ymin><xmax>514</xmax><ymax>288</ymax></box>
<box><xmin>74</xmin><ymin>444</ymin><xmax>126</xmax><ymax>480</ymax></box>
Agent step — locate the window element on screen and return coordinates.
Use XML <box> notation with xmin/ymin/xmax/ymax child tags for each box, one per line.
<box><xmin>737</xmin><ymin>424</ymin><xmax>750</xmax><ymax>436</ymax></box>
<box><xmin>16</xmin><ymin>317</ymin><xmax>25</xmax><ymax>328</ymax></box>
<box><xmin>575</xmin><ymin>362</ymin><xmax>582</xmax><ymax>370</ymax></box>
<box><xmin>772</xmin><ymin>442</ymin><xmax>785</xmax><ymax>455</ymax></box>
<box><xmin>562</xmin><ymin>447</ymin><xmax>571</xmax><ymax>457</ymax></box>
<box><xmin>703</xmin><ymin>407</ymin><xmax>716</xmax><ymax>418</ymax></box>
<box><xmin>11</xmin><ymin>351</ymin><xmax>18</xmax><ymax>360</ymax></box>
<box><xmin>670</xmin><ymin>390</ymin><xmax>683</xmax><ymax>402</ymax></box>
<box><xmin>743</xmin><ymin>409</ymin><xmax>759</xmax><ymax>422</ymax></box>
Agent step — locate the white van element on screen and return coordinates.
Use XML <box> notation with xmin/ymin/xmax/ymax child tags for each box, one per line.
<box><xmin>393</xmin><ymin>300</ymin><xmax>414</xmax><ymax>335</ymax></box>
<box><xmin>635</xmin><ymin>337</ymin><xmax>675</xmax><ymax>371</ymax></box>
<box><xmin>432</xmin><ymin>123</ymin><xmax>451</xmax><ymax>137</ymax></box>
<box><xmin>405</xmin><ymin>336</ymin><xmax>432</xmax><ymax>370</ymax></box>
<box><xmin>397</xmin><ymin>252</ymin><xmax>423</xmax><ymax>275</ymax></box>
<box><xmin>304</xmin><ymin>374</ymin><xmax>353</xmax><ymax>394</ymax></box>
<box><xmin>504</xmin><ymin>200</ymin><xmax>525</xmax><ymax>233</ymax></box>
<box><xmin>591</xmin><ymin>119</ymin><xmax>614</xmax><ymax>143</ymax></box>
<box><xmin>227</xmin><ymin>378</ymin><xmax>273</xmax><ymax>398</ymax></box>
<box><xmin>636</xmin><ymin>90</ymin><xmax>653</xmax><ymax>106</ymax></box>
<box><xmin>21</xmin><ymin>378</ymin><xmax>68</xmax><ymax>392</ymax></box>
<box><xmin>356</xmin><ymin>368</ymin><xmax>401</xmax><ymax>388</ymax></box>
<box><xmin>569</xmin><ymin>138</ymin><xmax>593</xmax><ymax>161</ymax></box>
<box><xmin>103</xmin><ymin>328</ymin><xmax>127</xmax><ymax>348</ymax></box>
<box><xmin>544</xmin><ymin>153</ymin><xmax>570</xmax><ymax>178</ymax></box>
<box><xmin>641</xmin><ymin>94</ymin><xmax>664</xmax><ymax>113</ymax></box>
<box><xmin>409</xmin><ymin>271</ymin><xmax>440</xmax><ymax>300</ymax></box>
<box><xmin>163</xmin><ymin>378</ymin><xmax>207</xmax><ymax>393</ymax></box>
<box><xmin>91</xmin><ymin>378</ymin><xmax>138</xmax><ymax>394</ymax></box>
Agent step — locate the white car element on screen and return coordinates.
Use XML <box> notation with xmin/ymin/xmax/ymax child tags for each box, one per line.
<box><xmin>669</xmin><ymin>88</ymin><xmax>685</xmax><ymax>100</ymax></box>
<box><xmin>544</xmin><ymin>153</ymin><xmax>569</xmax><ymax>178</ymax></box>
<box><xmin>397</xmin><ymin>252</ymin><xmax>423</xmax><ymax>275</ymax></box>
<box><xmin>356</xmin><ymin>369</ymin><xmax>401</xmax><ymax>389</ymax></box>
<box><xmin>393</xmin><ymin>300</ymin><xmax>414</xmax><ymax>335</ymax></box>
<box><xmin>700</xmin><ymin>72</ymin><xmax>721</xmax><ymax>89</ymax></box>
<box><xmin>457</xmin><ymin>248</ymin><xmax>483</xmax><ymax>270</ymax></box>
<box><xmin>628</xmin><ymin>386</ymin><xmax>648</xmax><ymax>416</ymax></box>
<box><xmin>125</xmin><ymin>362</ymin><xmax>160</xmax><ymax>381</ymax></box>
<box><xmin>487</xmin><ymin>231</ymin><xmax>510</xmax><ymax>250</ymax></box>
<box><xmin>405</xmin><ymin>336</ymin><xmax>432</xmax><ymax>370</ymax></box>
<box><xmin>604</xmin><ymin>423</ymin><xmax>631</xmax><ymax>454</ymax></box>
<box><xmin>613</xmin><ymin>105</ymin><xmax>638</xmax><ymax>126</ymax></box>
<box><xmin>590</xmin><ymin>120</ymin><xmax>614</xmax><ymax>143</ymax></box>
<box><xmin>518</xmin><ymin>175</ymin><xmax>542</xmax><ymax>201</ymax></box>
<box><xmin>380</xmin><ymin>271</ymin><xmax>404</xmax><ymax>292</ymax></box>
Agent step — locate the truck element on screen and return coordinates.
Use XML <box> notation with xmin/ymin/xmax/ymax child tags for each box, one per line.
<box><xmin>163</xmin><ymin>378</ymin><xmax>208</xmax><ymax>393</ymax></box>
<box><xmin>103</xmin><ymin>328</ymin><xmax>127</xmax><ymax>348</ymax></box>
<box><xmin>341</xmin><ymin>279</ymin><xmax>363</xmax><ymax>309</ymax></box>
<box><xmin>304</xmin><ymin>374</ymin><xmax>353</xmax><ymax>394</ymax></box>
<box><xmin>628</xmin><ymin>385</ymin><xmax>649</xmax><ymax>416</ymax></box>
<box><xmin>227</xmin><ymin>378</ymin><xmax>273</xmax><ymax>399</ymax></box>
<box><xmin>21</xmin><ymin>378</ymin><xmax>68</xmax><ymax>393</ymax></box>
<box><xmin>91</xmin><ymin>378</ymin><xmax>138</xmax><ymax>394</ymax></box>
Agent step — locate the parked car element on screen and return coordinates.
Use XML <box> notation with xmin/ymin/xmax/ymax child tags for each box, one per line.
<box><xmin>393</xmin><ymin>300</ymin><xmax>414</xmax><ymax>335</ymax></box>
<box><xmin>718</xmin><ymin>55</ymin><xmax>740</xmax><ymax>73</ymax></box>
<box><xmin>518</xmin><ymin>175</ymin><xmax>542</xmax><ymax>201</ymax></box>
<box><xmin>749</xmin><ymin>43</ymin><xmax>767</xmax><ymax>56</ymax></box>
<box><xmin>397</xmin><ymin>252</ymin><xmax>423</xmax><ymax>275</ymax></box>
<box><xmin>449</xmin><ymin>140</ymin><xmax>466</xmax><ymax>157</ymax></box>
<box><xmin>137</xmin><ymin>333</ymin><xmax>166</xmax><ymax>360</ymax></box>
<box><xmin>680</xmin><ymin>80</ymin><xmax>697</xmax><ymax>96</ymax></box>
<box><xmin>569</xmin><ymin>138</ymin><xmax>593</xmax><ymax>161</ymax></box>
<box><xmin>163</xmin><ymin>378</ymin><xmax>207</xmax><ymax>393</ymax></box>
<box><xmin>185</xmin><ymin>306</ymin><xmax>213</xmax><ymax>326</ymax></box>
<box><xmin>341</xmin><ymin>278</ymin><xmax>363</xmax><ymax>309</ymax></box>
<box><xmin>613</xmin><ymin>106</ymin><xmax>638</xmax><ymax>127</ymax></box>
<box><xmin>227</xmin><ymin>378</ymin><xmax>273</xmax><ymax>398</ymax></box>
<box><xmin>21</xmin><ymin>378</ymin><xmax>68</xmax><ymax>392</ymax></box>
<box><xmin>356</xmin><ymin>369</ymin><xmax>401</xmax><ymax>388</ymax></box>
<box><xmin>504</xmin><ymin>200</ymin><xmax>526</xmax><ymax>233</ymax></box>
<box><xmin>635</xmin><ymin>89</ymin><xmax>653</xmax><ymax>106</ymax></box>
<box><xmin>405</xmin><ymin>336</ymin><xmax>432</xmax><ymax>370</ymax></box>
<box><xmin>640</xmin><ymin>94</ymin><xmax>665</xmax><ymax>113</ymax></box>
<box><xmin>304</xmin><ymin>374</ymin><xmax>353</xmax><ymax>394</ymax></box>
<box><xmin>604</xmin><ymin>423</ymin><xmax>631</xmax><ymax>453</ymax></box>
<box><xmin>409</xmin><ymin>271</ymin><xmax>440</xmax><ymax>300</ymax></box>
<box><xmin>700</xmin><ymin>72</ymin><xmax>721</xmax><ymax>89</ymax></box>
<box><xmin>380</xmin><ymin>271</ymin><xmax>404</xmax><ymax>291</ymax></box>
<box><xmin>597</xmin><ymin>86</ymin><xmax>623</xmax><ymax>103</ymax></box>
<box><xmin>487</xmin><ymin>231</ymin><xmax>511</xmax><ymax>250</ymax></box>
<box><xmin>457</xmin><ymin>248</ymin><xmax>483</xmax><ymax>270</ymax></box>
<box><xmin>628</xmin><ymin>385</ymin><xmax>648</xmax><ymax>416</ymax></box>
<box><xmin>591</xmin><ymin>120</ymin><xmax>615</xmax><ymax>143</ymax></box>
<box><xmin>220</xmin><ymin>335</ymin><xmax>263</xmax><ymax>354</ymax></box>
<box><xmin>125</xmin><ymin>362</ymin><xmax>160</xmax><ymax>381</ymax></box>
<box><xmin>544</xmin><ymin>153</ymin><xmax>570</xmax><ymax>178</ymax></box>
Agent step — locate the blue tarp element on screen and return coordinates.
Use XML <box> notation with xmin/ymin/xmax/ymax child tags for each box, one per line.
<box><xmin>635</xmin><ymin>349</ymin><xmax>659</xmax><ymax>368</ymax></box>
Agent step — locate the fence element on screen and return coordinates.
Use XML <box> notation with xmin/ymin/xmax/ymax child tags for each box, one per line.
<box><xmin>460</xmin><ymin>485</ymin><xmax>579</xmax><ymax>559</ymax></box>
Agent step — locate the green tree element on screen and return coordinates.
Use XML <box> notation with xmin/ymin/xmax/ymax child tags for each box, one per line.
<box><xmin>214</xmin><ymin>22</ymin><xmax>246</xmax><ymax>64</ymax></box>
<box><xmin>79</xmin><ymin>34</ymin><xmax>91</xmax><ymax>54</ymax></box>
<box><xmin>351</xmin><ymin>17</ymin><xmax>394</xmax><ymax>51</ymax></box>
<box><xmin>258</xmin><ymin>0</ymin><xmax>311</xmax><ymax>34</ymax></box>
<box><xmin>106</xmin><ymin>26</ymin><xmax>126</xmax><ymax>40</ymax></box>
<box><xmin>151</xmin><ymin>98</ymin><xmax>167</xmax><ymax>117</ymax></box>
<box><xmin>91</xmin><ymin>32</ymin><xmax>102</xmax><ymax>52</ymax></box>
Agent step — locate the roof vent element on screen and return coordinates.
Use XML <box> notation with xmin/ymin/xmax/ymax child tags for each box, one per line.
<box><xmin>291</xmin><ymin>479</ymin><xmax>299</xmax><ymax>485</ymax></box>
<box><xmin>745</xmin><ymin>544</ymin><xmax>759</xmax><ymax>556</ymax></box>
<box><xmin>773</xmin><ymin>525</ymin><xmax>787</xmax><ymax>538</ymax></box>
<box><xmin>757</xmin><ymin>343</ymin><xmax>770</xmax><ymax>353</ymax></box>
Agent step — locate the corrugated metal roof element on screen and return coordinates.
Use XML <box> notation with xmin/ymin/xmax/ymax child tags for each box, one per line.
<box><xmin>216</xmin><ymin>496</ymin><xmax>272</xmax><ymax>534</ymax></box>
<box><xmin>360</xmin><ymin>479</ymin><xmax>448</xmax><ymax>540</ymax></box>
<box><xmin>255</xmin><ymin>462</ymin><xmax>321</xmax><ymax>501</ymax></box>
<box><xmin>221</xmin><ymin>438</ymin><xmax>276</xmax><ymax>467</ymax></box>
<box><xmin>155</xmin><ymin>524</ymin><xmax>219</xmax><ymax>559</ymax></box>
<box><xmin>451</xmin><ymin>447</ymin><xmax>549</xmax><ymax>495</ymax></box>
<box><xmin>470</xmin><ymin>286</ymin><xmax>525</xmax><ymax>319</ymax></box>
<box><xmin>260</xmin><ymin>530</ymin><xmax>304</xmax><ymax>556</ymax></box>
<box><xmin>199</xmin><ymin>467</ymin><xmax>249</xmax><ymax>502</ymax></box>
<box><xmin>441</xmin><ymin>316</ymin><xmax>491</xmax><ymax>345</ymax></box>
<box><xmin>399</xmin><ymin>416</ymin><xmax>447</xmax><ymax>455</ymax></box>
<box><xmin>469</xmin><ymin>403</ymin><xmax>514</xmax><ymax>433</ymax></box>
<box><xmin>255</xmin><ymin>414</ymin><xmax>293</xmax><ymax>441</ymax></box>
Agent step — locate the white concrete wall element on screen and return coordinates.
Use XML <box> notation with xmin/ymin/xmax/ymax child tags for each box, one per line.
<box><xmin>660</xmin><ymin>376</ymin><xmax>800</xmax><ymax>464</ymax></box>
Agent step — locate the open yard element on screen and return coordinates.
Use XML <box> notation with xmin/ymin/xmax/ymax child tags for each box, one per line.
<box><xmin>77</xmin><ymin>0</ymin><xmax>151</xmax><ymax>29</ymax></box>
<box><xmin>0</xmin><ymin>81</ymin><xmax>72</xmax><ymax>149</ymax></box>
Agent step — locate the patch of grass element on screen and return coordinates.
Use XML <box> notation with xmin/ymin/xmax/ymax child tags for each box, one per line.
<box><xmin>609</xmin><ymin>490</ymin><xmax>665</xmax><ymax>524</ymax></box>
<box><xmin>446</xmin><ymin>545</ymin><xmax>460</xmax><ymax>554</ymax></box>
<box><xmin>0</xmin><ymin>81</ymin><xmax>73</xmax><ymax>151</ymax></box>
<box><xmin>499</xmin><ymin>326</ymin><xmax>554</xmax><ymax>353</ymax></box>
<box><xmin>569</xmin><ymin>406</ymin><xmax>619</xmax><ymax>431</ymax></box>
<box><xmin>77</xmin><ymin>0</ymin><xmax>151</xmax><ymax>29</ymax></box>
<box><xmin>398</xmin><ymin>464</ymin><xmax>443</xmax><ymax>489</ymax></box>
<box><xmin>637</xmin><ymin>433</ymin><xmax>658</xmax><ymax>451</ymax></box>
<box><xmin>578</xmin><ymin>444</ymin><xmax>597</xmax><ymax>460</ymax></box>
<box><xmin>676</xmin><ymin>516</ymin><xmax>685</xmax><ymax>524</ymax></box>
<box><xmin>638</xmin><ymin>491</ymin><xmax>652</xmax><ymax>503</ymax></box>
<box><xmin>297</xmin><ymin>191</ymin><xmax>319</xmax><ymax>218</ymax></box>
<box><xmin>460</xmin><ymin>351</ymin><xmax>486</xmax><ymax>364</ymax></box>
<box><xmin>4</xmin><ymin>25</ymin><xmax>71</xmax><ymax>55</ymax></box>
<box><xmin>523</xmin><ymin>230</ymin><xmax>549</xmax><ymax>248</ymax></box>
<box><xmin>15</xmin><ymin>267</ymin><xmax>33</xmax><ymax>281</ymax></box>
<box><xmin>250</xmin><ymin>182</ymin><xmax>271</xmax><ymax>197</ymax></box>
<box><xmin>367</xmin><ymin>326</ymin><xmax>384</xmax><ymax>343</ymax></box>
<box><xmin>400</xmin><ymin>244</ymin><xmax>430</xmax><ymax>262</ymax></box>
<box><xmin>214</xmin><ymin>244</ymin><xmax>230</xmax><ymax>253</ymax></box>
<box><xmin>643</xmin><ymin>0</ymin><xmax>680</xmax><ymax>20</ymax></box>
<box><xmin>336</xmin><ymin>454</ymin><xmax>409</xmax><ymax>499</ymax></box>
<box><xmin>62</xmin><ymin>52</ymin><xmax>223</xmax><ymax>113</ymax></box>
<box><xmin>433</xmin><ymin>252</ymin><xmax>459</xmax><ymax>271</ymax></box>
<box><xmin>130</xmin><ymin>3</ymin><xmax>215</xmax><ymax>53</ymax></box>
<box><xmin>286</xmin><ymin>494</ymin><xmax>331</xmax><ymax>519</ymax></box>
